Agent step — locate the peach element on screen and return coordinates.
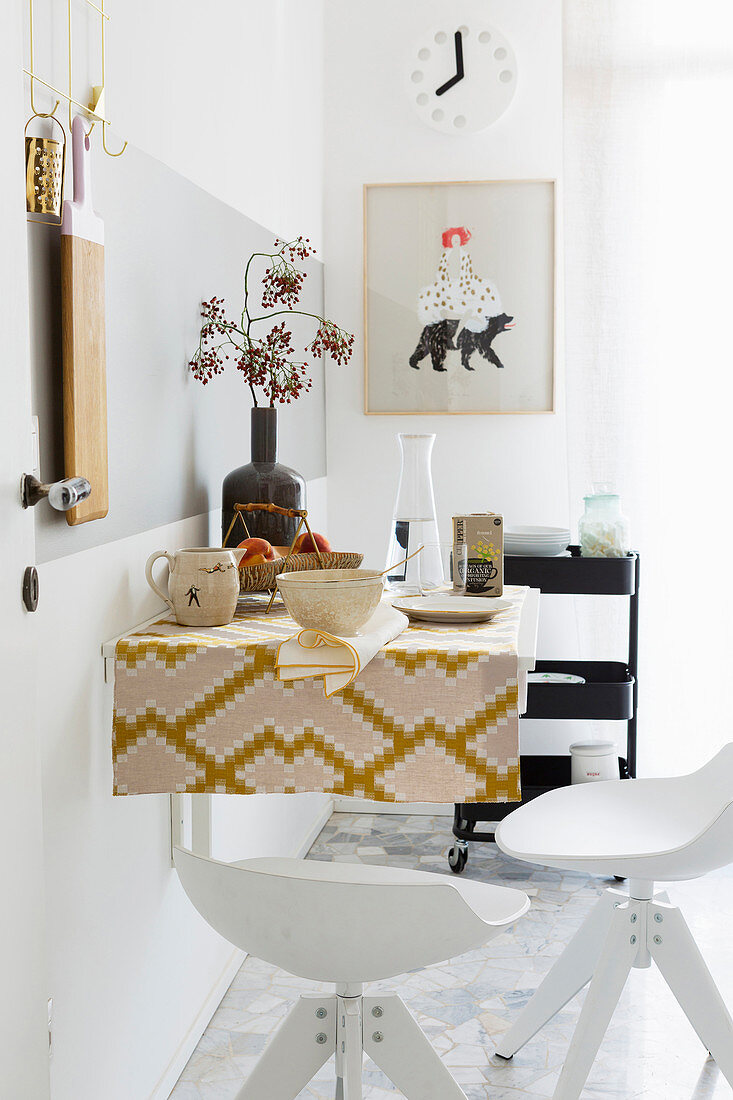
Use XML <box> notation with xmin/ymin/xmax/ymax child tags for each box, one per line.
<box><xmin>241</xmin><ymin>553</ymin><xmax>268</xmax><ymax>567</ymax></box>
<box><xmin>237</xmin><ymin>538</ymin><xmax>280</xmax><ymax>566</ymax></box>
<box><xmin>293</xmin><ymin>531</ymin><xmax>332</xmax><ymax>554</ymax></box>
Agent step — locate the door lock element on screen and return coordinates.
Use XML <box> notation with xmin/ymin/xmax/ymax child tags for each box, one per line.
<box><xmin>22</xmin><ymin>566</ymin><xmax>39</xmax><ymax>612</ymax></box>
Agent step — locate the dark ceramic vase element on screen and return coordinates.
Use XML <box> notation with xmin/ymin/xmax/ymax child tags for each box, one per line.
<box><xmin>222</xmin><ymin>407</ymin><xmax>305</xmax><ymax>548</ymax></box>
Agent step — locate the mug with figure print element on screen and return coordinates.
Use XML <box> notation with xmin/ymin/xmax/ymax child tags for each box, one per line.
<box><xmin>145</xmin><ymin>547</ymin><xmax>244</xmax><ymax>626</ymax></box>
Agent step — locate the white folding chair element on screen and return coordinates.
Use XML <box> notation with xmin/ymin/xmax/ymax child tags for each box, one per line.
<box><xmin>494</xmin><ymin>744</ymin><xmax>733</xmax><ymax>1099</ymax></box>
<box><xmin>174</xmin><ymin>847</ymin><xmax>529</xmax><ymax>1099</ymax></box>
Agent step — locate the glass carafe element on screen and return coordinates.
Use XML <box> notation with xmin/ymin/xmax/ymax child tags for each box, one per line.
<box><xmin>385</xmin><ymin>434</ymin><xmax>441</xmax><ymax>594</ymax></box>
<box><xmin>579</xmin><ymin>483</ymin><xmax>630</xmax><ymax>558</ymax></box>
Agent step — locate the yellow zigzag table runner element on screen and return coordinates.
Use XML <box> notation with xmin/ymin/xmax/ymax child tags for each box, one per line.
<box><xmin>112</xmin><ymin>586</ymin><xmax>527</xmax><ymax>803</ymax></box>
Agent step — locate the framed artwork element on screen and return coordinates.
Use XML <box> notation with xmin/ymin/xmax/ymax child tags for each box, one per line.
<box><xmin>364</xmin><ymin>179</ymin><xmax>556</xmax><ymax>415</ymax></box>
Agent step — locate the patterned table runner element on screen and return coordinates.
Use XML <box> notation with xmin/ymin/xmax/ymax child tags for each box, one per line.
<box><xmin>112</xmin><ymin>586</ymin><xmax>527</xmax><ymax>803</ymax></box>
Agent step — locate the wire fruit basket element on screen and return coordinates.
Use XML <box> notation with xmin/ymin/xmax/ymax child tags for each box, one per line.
<box><xmin>223</xmin><ymin>502</ymin><xmax>363</xmax><ymax>602</ymax></box>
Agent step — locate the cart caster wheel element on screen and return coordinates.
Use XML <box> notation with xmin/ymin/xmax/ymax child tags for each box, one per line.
<box><xmin>614</xmin><ymin>876</ymin><xmax>626</xmax><ymax>882</ymax></box>
<box><xmin>448</xmin><ymin>844</ymin><xmax>468</xmax><ymax>874</ymax></box>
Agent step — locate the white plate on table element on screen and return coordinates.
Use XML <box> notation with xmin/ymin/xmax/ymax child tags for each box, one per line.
<box><xmin>392</xmin><ymin>596</ymin><xmax>513</xmax><ymax>624</ymax></box>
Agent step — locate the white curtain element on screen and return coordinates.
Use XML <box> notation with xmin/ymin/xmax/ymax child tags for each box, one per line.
<box><xmin>564</xmin><ymin>1</ymin><xmax>733</xmax><ymax>776</ymax></box>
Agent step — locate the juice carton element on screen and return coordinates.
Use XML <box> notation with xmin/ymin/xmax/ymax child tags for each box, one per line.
<box><xmin>453</xmin><ymin>513</ymin><xmax>504</xmax><ymax>596</ymax></box>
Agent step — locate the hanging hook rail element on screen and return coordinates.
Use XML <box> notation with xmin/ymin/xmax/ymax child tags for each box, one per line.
<box><xmin>23</xmin><ymin>0</ymin><xmax>127</xmax><ymax>156</ymax></box>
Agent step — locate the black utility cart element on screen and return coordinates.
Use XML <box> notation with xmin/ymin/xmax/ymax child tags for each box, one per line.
<box><xmin>447</xmin><ymin>547</ymin><xmax>639</xmax><ymax>874</ymax></box>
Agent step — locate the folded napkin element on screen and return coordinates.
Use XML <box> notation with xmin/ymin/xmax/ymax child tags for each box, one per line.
<box><xmin>276</xmin><ymin>601</ymin><xmax>408</xmax><ymax>698</ymax></box>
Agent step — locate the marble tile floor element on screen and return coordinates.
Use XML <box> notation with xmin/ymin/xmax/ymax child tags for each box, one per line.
<box><xmin>170</xmin><ymin>812</ymin><xmax>733</xmax><ymax>1099</ymax></box>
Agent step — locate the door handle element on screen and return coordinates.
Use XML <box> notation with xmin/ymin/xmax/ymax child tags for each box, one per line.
<box><xmin>21</xmin><ymin>473</ymin><xmax>92</xmax><ymax>511</ymax></box>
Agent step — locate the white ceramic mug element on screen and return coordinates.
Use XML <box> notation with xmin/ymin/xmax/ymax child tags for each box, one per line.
<box><xmin>145</xmin><ymin>547</ymin><xmax>244</xmax><ymax>627</ymax></box>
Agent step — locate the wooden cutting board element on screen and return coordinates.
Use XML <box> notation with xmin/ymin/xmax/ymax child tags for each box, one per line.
<box><xmin>61</xmin><ymin>116</ymin><xmax>108</xmax><ymax>525</ymax></box>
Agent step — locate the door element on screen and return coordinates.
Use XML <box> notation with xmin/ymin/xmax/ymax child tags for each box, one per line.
<box><xmin>0</xmin><ymin>4</ymin><xmax>51</xmax><ymax>1096</ymax></box>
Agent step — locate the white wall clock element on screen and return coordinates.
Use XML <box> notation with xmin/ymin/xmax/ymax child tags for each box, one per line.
<box><xmin>407</xmin><ymin>23</ymin><xmax>517</xmax><ymax>135</ymax></box>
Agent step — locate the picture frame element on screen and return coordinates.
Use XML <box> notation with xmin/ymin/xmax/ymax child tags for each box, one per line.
<box><xmin>363</xmin><ymin>179</ymin><xmax>556</xmax><ymax>415</ymax></box>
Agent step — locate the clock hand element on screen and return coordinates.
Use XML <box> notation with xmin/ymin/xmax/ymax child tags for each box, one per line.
<box><xmin>435</xmin><ymin>30</ymin><xmax>464</xmax><ymax>96</ymax></box>
<box><xmin>455</xmin><ymin>29</ymin><xmax>464</xmax><ymax>77</ymax></box>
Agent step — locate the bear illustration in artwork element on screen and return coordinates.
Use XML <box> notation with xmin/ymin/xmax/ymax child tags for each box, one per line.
<box><xmin>409</xmin><ymin>226</ymin><xmax>515</xmax><ymax>372</ymax></box>
<box><xmin>409</xmin><ymin>315</ymin><xmax>515</xmax><ymax>373</ymax></box>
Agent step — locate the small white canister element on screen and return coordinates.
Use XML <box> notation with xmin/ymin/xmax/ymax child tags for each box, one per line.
<box><xmin>569</xmin><ymin>741</ymin><xmax>618</xmax><ymax>784</ymax></box>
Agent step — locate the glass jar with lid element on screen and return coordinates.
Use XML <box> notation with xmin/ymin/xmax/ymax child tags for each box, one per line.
<box><xmin>579</xmin><ymin>483</ymin><xmax>630</xmax><ymax>558</ymax></box>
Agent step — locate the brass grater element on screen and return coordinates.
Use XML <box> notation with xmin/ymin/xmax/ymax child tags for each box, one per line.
<box><xmin>25</xmin><ymin>113</ymin><xmax>66</xmax><ymax>222</ymax></box>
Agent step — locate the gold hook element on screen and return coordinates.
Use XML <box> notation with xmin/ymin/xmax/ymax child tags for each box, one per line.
<box><xmin>28</xmin><ymin>0</ymin><xmax>59</xmax><ymax>120</ymax></box>
<box><xmin>101</xmin><ymin>121</ymin><xmax>127</xmax><ymax>158</ymax></box>
<box><xmin>29</xmin><ymin>95</ymin><xmax>60</xmax><ymax>120</ymax></box>
<box><xmin>67</xmin><ymin>0</ymin><xmax>77</xmax><ymax>133</ymax></box>
<box><xmin>97</xmin><ymin>0</ymin><xmax>126</xmax><ymax>157</ymax></box>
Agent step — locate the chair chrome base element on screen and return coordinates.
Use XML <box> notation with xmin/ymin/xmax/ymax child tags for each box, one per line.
<box><xmin>236</xmin><ymin>985</ymin><xmax>467</xmax><ymax>1100</ymax></box>
<box><xmin>495</xmin><ymin>884</ymin><xmax>733</xmax><ymax>1100</ymax></box>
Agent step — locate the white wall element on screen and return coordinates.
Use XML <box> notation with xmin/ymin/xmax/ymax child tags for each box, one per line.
<box><xmin>22</xmin><ymin>1</ymin><xmax>328</xmax><ymax>1096</ymax></box>
<box><xmin>322</xmin><ymin>0</ymin><xmax>574</xmax><ymax>758</ymax></box>
<box><xmin>322</xmin><ymin>0</ymin><xmax>566</xmax><ymax>568</ymax></box>
<box><xmin>110</xmin><ymin>0</ymin><xmax>324</xmax><ymax>242</ymax></box>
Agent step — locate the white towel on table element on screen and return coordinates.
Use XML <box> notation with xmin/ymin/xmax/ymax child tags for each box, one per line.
<box><xmin>276</xmin><ymin>602</ymin><xmax>408</xmax><ymax>698</ymax></box>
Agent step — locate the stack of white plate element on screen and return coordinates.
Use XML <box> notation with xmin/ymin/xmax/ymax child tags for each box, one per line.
<box><xmin>504</xmin><ymin>525</ymin><xmax>571</xmax><ymax>557</ymax></box>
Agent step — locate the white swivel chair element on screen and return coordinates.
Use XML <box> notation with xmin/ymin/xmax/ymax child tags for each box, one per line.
<box><xmin>494</xmin><ymin>744</ymin><xmax>733</xmax><ymax>1100</ymax></box>
<box><xmin>174</xmin><ymin>847</ymin><xmax>529</xmax><ymax>1099</ymax></box>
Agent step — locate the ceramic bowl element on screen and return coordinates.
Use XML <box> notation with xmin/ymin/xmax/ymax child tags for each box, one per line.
<box><xmin>276</xmin><ymin>568</ymin><xmax>384</xmax><ymax>635</ymax></box>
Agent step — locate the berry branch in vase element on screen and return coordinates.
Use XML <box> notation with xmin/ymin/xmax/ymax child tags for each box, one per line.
<box><xmin>189</xmin><ymin>236</ymin><xmax>354</xmax><ymax>406</ymax></box>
